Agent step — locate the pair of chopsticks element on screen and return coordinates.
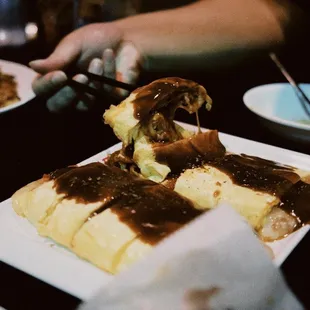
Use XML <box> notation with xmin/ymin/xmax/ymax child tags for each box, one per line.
<box><xmin>269</xmin><ymin>52</ymin><xmax>310</xmax><ymax>118</ymax></box>
<box><xmin>67</xmin><ymin>70</ymin><xmax>137</xmax><ymax>100</ymax></box>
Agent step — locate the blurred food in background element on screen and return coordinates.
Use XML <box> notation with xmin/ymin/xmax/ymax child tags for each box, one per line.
<box><xmin>0</xmin><ymin>68</ymin><xmax>19</xmax><ymax>108</ymax></box>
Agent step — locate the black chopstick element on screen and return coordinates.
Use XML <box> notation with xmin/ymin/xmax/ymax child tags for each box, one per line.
<box><xmin>68</xmin><ymin>70</ymin><xmax>136</xmax><ymax>92</ymax></box>
<box><xmin>269</xmin><ymin>52</ymin><xmax>310</xmax><ymax>117</ymax></box>
<box><xmin>67</xmin><ymin>79</ymin><xmax>120</xmax><ymax>101</ymax></box>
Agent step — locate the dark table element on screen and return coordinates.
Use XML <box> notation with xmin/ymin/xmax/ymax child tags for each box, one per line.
<box><xmin>1</xmin><ymin>50</ymin><xmax>310</xmax><ymax>310</ymax></box>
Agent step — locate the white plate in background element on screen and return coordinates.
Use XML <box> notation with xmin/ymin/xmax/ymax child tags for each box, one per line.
<box><xmin>0</xmin><ymin>59</ymin><xmax>37</xmax><ymax>113</ymax></box>
<box><xmin>243</xmin><ymin>83</ymin><xmax>310</xmax><ymax>143</ymax></box>
<box><xmin>0</xmin><ymin>122</ymin><xmax>309</xmax><ymax>300</ymax></box>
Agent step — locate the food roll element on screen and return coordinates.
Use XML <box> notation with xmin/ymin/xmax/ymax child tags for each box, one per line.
<box><xmin>12</xmin><ymin>162</ymin><xmax>202</xmax><ymax>274</ymax></box>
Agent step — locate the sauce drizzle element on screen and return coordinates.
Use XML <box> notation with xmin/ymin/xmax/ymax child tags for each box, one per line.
<box><xmin>154</xmin><ymin>134</ymin><xmax>310</xmax><ymax>227</ymax></box>
<box><xmin>51</xmin><ymin>162</ymin><xmax>202</xmax><ymax>244</ymax></box>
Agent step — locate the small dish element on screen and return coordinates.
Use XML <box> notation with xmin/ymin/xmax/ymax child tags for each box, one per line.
<box><xmin>243</xmin><ymin>83</ymin><xmax>310</xmax><ymax>143</ymax></box>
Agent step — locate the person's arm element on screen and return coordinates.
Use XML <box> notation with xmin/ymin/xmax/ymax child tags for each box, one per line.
<box><xmin>30</xmin><ymin>0</ymin><xmax>304</xmax><ymax>112</ymax></box>
<box><xmin>114</xmin><ymin>0</ymin><xmax>300</xmax><ymax>71</ymax></box>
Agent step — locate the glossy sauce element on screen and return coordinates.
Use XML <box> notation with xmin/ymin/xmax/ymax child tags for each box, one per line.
<box><xmin>154</xmin><ymin>130</ymin><xmax>226</xmax><ymax>172</ymax></box>
<box><xmin>131</xmin><ymin>77</ymin><xmax>208</xmax><ymax>143</ymax></box>
<box><xmin>205</xmin><ymin>154</ymin><xmax>298</xmax><ymax>197</ymax></box>
<box><xmin>206</xmin><ymin>154</ymin><xmax>310</xmax><ymax>226</ymax></box>
<box><xmin>51</xmin><ymin>162</ymin><xmax>202</xmax><ymax>244</ymax></box>
<box><xmin>154</xmin><ymin>135</ymin><xmax>310</xmax><ymax>227</ymax></box>
<box><xmin>280</xmin><ymin>181</ymin><xmax>310</xmax><ymax>225</ymax></box>
<box><xmin>132</xmin><ymin>77</ymin><xmax>202</xmax><ymax>120</ymax></box>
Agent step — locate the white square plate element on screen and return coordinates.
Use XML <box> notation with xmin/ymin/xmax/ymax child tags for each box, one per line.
<box><xmin>0</xmin><ymin>122</ymin><xmax>309</xmax><ymax>300</ymax></box>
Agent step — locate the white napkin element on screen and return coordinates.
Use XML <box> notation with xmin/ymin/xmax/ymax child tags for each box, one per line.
<box><xmin>79</xmin><ymin>204</ymin><xmax>303</xmax><ymax>310</ymax></box>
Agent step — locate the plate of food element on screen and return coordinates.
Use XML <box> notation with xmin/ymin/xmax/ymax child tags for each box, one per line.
<box><xmin>0</xmin><ymin>78</ymin><xmax>310</xmax><ymax>300</ymax></box>
<box><xmin>0</xmin><ymin>59</ymin><xmax>37</xmax><ymax>113</ymax></box>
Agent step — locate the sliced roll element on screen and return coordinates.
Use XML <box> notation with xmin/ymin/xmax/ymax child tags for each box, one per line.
<box><xmin>12</xmin><ymin>162</ymin><xmax>202</xmax><ymax>274</ymax></box>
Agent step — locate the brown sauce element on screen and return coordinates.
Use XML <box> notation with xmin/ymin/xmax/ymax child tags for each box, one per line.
<box><xmin>131</xmin><ymin>77</ymin><xmax>209</xmax><ymax>143</ymax></box>
<box><xmin>51</xmin><ymin>162</ymin><xmax>202</xmax><ymax>244</ymax></box>
<box><xmin>205</xmin><ymin>154</ymin><xmax>310</xmax><ymax>226</ymax></box>
<box><xmin>205</xmin><ymin>154</ymin><xmax>298</xmax><ymax>197</ymax></box>
<box><xmin>280</xmin><ymin>181</ymin><xmax>310</xmax><ymax>225</ymax></box>
<box><xmin>48</xmin><ymin>166</ymin><xmax>76</xmax><ymax>180</ymax></box>
<box><xmin>132</xmin><ymin>77</ymin><xmax>202</xmax><ymax>120</ymax></box>
<box><xmin>154</xmin><ymin>134</ymin><xmax>310</xmax><ymax>227</ymax></box>
<box><xmin>52</xmin><ymin>163</ymin><xmax>135</xmax><ymax>204</ymax></box>
<box><xmin>154</xmin><ymin>130</ymin><xmax>226</xmax><ymax>172</ymax></box>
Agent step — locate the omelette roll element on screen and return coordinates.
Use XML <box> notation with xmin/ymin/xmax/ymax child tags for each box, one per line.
<box><xmin>38</xmin><ymin>198</ymin><xmax>104</xmax><ymax>248</ymax></box>
<box><xmin>12</xmin><ymin>162</ymin><xmax>202</xmax><ymax>274</ymax></box>
<box><xmin>104</xmin><ymin>78</ymin><xmax>212</xmax><ymax>182</ymax></box>
<box><xmin>71</xmin><ymin>208</ymin><xmax>151</xmax><ymax>274</ymax></box>
<box><xmin>12</xmin><ymin>179</ymin><xmax>43</xmax><ymax>217</ymax></box>
<box><xmin>173</xmin><ymin>165</ymin><xmax>279</xmax><ymax>230</ymax></box>
<box><xmin>73</xmin><ymin>172</ymin><xmax>203</xmax><ymax>273</ymax></box>
<box><xmin>170</xmin><ymin>153</ymin><xmax>308</xmax><ymax>240</ymax></box>
<box><xmin>12</xmin><ymin>168</ymin><xmax>74</xmax><ymax>229</ymax></box>
<box><xmin>36</xmin><ymin>163</ymin><xmax>133</xmax><ymax>248</ymax></box>
<box><xmin>104</xmin><ymin>77</ymin><xmax>211</xmax><ymax>146</ymax></box>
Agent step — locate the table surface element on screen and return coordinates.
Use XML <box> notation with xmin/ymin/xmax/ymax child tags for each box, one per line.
<box><xmin>1</xmin><ymin>48</ymin><xmax>310</xmax><ymax>310</ymax></box>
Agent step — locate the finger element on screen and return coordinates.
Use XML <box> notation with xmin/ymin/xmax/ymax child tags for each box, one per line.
<box><xmin>88</xmin><ymin>58</ymin><xmax>104</xmax><ymax>89</ymax></box>
<box><xmin>102</xmin><ymin>48</ymin><xmax>116</xmax><ymax>92</ymax></box>
<box><xmin>29</xmin><ymin>32</ymin><xmax>82</xmax><ymax>74</ymax></box>
<box><xmin>74</xmin><ymin>58</ymin><xmax>104</xmax><ymax>112</ymax></box>
<box><xmin>32</xmin><ymin>71</ymin><xmax>67</xmax><ymax>96</ymax></box>
<box><xmin>46</xmin><ymin>74</ymin><xmax>88</xmax><ymax>113</ymax></box>
<box><xmin>115</xmin><ymin>42</ymin><xmax>141</xmax><ymax>96</ymax></box>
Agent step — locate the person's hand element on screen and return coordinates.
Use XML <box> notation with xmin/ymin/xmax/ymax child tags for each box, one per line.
<box><xmin>30</xmin><ymin>23</ymin><xmax>141</xmax><ymax>112</ymax></box>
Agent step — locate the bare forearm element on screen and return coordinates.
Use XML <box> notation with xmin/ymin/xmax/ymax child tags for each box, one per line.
<box><xmin>115</xmin><ymin>0</ymin><xmax>295</xmax><ymax>71</ymax></box>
